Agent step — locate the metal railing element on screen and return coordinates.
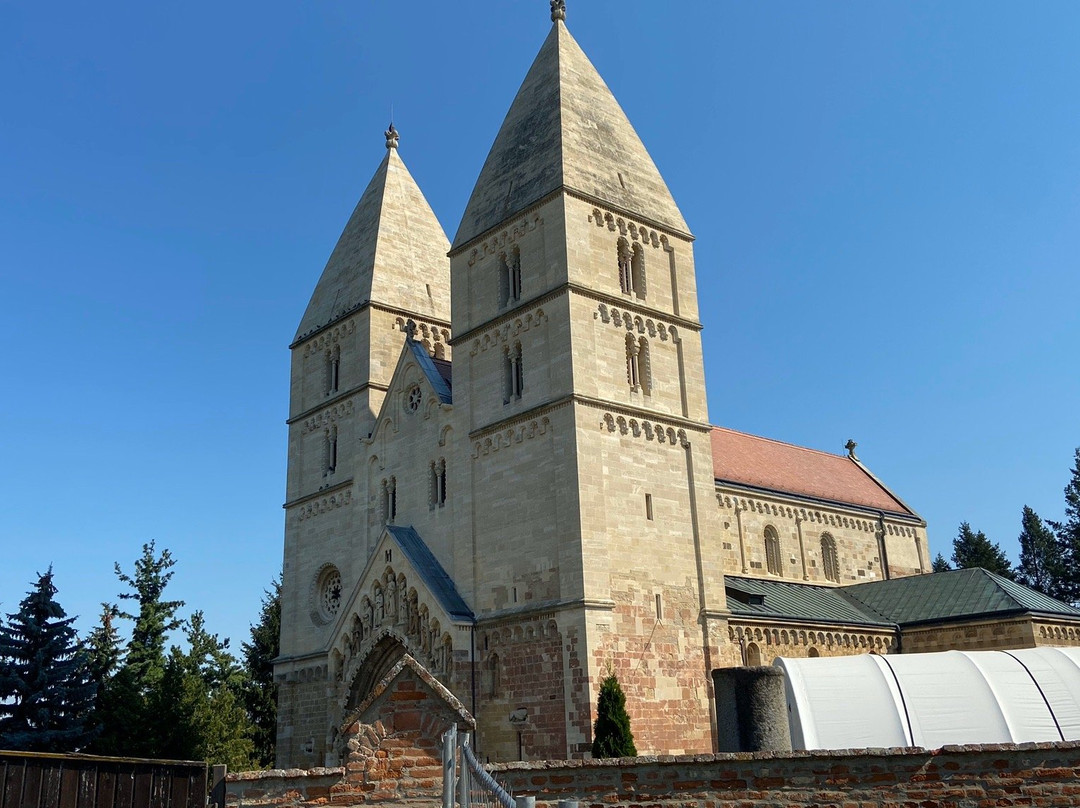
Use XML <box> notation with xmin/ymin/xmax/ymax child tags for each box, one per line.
<box><xmin>441</xmin><ymin>725</ymin><xmax>516</xmax><ymax>808</ymax></box>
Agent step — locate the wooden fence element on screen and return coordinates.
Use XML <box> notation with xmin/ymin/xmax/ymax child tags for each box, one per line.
<box><xmin>0</xmin><ymin>751</ymin><xmax>209</xmax><ymax>808</ymax></box>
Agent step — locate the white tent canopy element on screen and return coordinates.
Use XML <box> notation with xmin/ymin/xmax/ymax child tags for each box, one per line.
<box><xmin>775</xmin><ymin>647</ymin><xmax>1080</xmax><ymax>750</ymax></box>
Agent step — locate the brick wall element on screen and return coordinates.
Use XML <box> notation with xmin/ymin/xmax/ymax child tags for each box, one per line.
<box><xmin>493</xmin><ymin>742</ymin><xmax>1080</xmax><ymax>808</ymax></box>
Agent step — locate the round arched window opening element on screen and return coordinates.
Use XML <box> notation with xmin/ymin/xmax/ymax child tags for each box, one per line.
<box><xmin>406</xmin><ymin>385</ymin><xmax>422</xmax><ymax>413</ymax></box>
<box><xmin>315</xmin><ymin>566</ymin><xmax>343</xmax><ymax>623</ymax></box>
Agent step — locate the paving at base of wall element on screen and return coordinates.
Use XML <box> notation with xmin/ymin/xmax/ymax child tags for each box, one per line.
<box><xmin>227</xmin><ymin>741</ymin><xmax>1080</xmax><ymax>808</ymax></box>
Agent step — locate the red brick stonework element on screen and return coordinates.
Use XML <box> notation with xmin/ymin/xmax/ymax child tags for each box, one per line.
<box><xmin>229</xmin><ymin>654</ymin><xmax>471</xmax><ymax>808</ymax></box>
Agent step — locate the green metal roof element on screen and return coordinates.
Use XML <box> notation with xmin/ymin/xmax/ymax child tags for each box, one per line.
<box><xmin>843</xmin><ymin>567</ymin><xmax>1080</xmax><ymax>626</ymax></box>
<box><xmin>724</xmin><ymin>568</ymin><xmax>1080</xmax><ymax>629</ymax></box>
<box><xmin>724</xmin><ymin>576</ymin><xmax>892</xmax><ymax>627</ymax></box>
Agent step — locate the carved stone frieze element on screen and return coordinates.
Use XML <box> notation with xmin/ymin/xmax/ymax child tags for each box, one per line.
<box><xmin>469</xmin><ymin>309</ymin><xmax>548</xmax><ymax>355</ymax></box>
<box><xmin>595</xmin><ymin>303</ymin><xmax>679</xmax><ymax>341</ymax></box>
<box><xmin>303</xmin><ymin>400</ymin><xmax>354</xmax><ymax>435</ymax></box>
<box><xmin>302</xmin><ymin>320</ymin><xmax>357</xmax><ymax>357</ymax></box>
<box><xmin>466</xmin><ymin>216</ymin><xmax>543</xmax><ymax>267</ymax></box>
<box><xmin>472</xmin><ymin>416</ymin><xmax>552</xmax><ymax>458</ymax></box>
<box><xmin>296</xmin><ymin>489</ymin><xmax>353</xmax><ymax>522</ymax></box>
<box><xmin>601</xmin><ymin>412</ymin><xmax>688</xmax><ymax>448</ymax></box>
<box><xmin>589</xmin><ymin>206</ymin><xmax>667</xmax><ymax>249</ymax></box>
<box><xmin>716</xmin><ymin>493</ymin><xmax>917</xmax><ymax>538</ymax></box>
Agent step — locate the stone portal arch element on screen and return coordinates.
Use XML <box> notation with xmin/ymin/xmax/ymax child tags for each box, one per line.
<box><xmin>346</xmin><ymin>633</ymin><xmax>410</xmax><ymax>712</ymax></box>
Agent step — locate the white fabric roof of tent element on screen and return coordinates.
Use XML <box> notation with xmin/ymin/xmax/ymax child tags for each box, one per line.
<box><xmin>775</xmin><ymin>647</ymin><xmax>1080</xmax><ymax>750</ymax></box>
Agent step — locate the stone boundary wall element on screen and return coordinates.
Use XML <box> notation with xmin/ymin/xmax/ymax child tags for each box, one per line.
<box><xmin>226</xmin><ymin>768</ymin><xmax>344</xmax><ymax>807</ymax></box>
<box><xmin>492</xmin><ymin>742</ymin><xmax>1080</xmax><ymax>808</ymax></box>
<box><xmin>225</xmin><ymin>741</ymin><xmax>1080</xmax><ymax>808</ymax></box>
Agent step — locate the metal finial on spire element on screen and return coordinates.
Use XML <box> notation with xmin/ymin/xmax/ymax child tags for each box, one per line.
<box><xmin>845</xmin><ymin>439</ymin><xmax>859</xmax><ymax>460</ymax></box>
<box><xmin>550</xmin><ymin>0</ymin><xmax>566</xmax><ymax>22</ymax></box>
<box><xmin>385</xmin><ymin>122</ymin><xmax>399</xmax><ymax>150</ymax></box>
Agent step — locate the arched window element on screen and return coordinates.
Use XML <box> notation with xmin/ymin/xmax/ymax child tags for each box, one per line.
<box><xmin>509</xmin><ymin>245</ymin><xmax>522</xmax><ymax>303</ymax></box>
<box><xmin>431</xmin><ymin>458</ymin><xmax>447</xmax><ymax>508</ymax></box>
<box><xmin>745</xmin><ymin>642</ymin><xmax>761</xmax><ymax>667</ymax></box>
<box><xmin>498</xmin><ymin>253</ymin><xmax>509</xmax><ymax>306</ymax></box>
<box><xmin>626</xmin><ymin>333</ymin><xmax>639</xmax><ymax>389</ymax></box>
<box><xmin>821</xmin><ymin>533</ymin><xmax>840</xmax><ymax>583</ymax></box>
<box><xmin>324</xmin><ymin>426</ymin><xmax>338</xmax><ymax>475</ymax></box>
<box><xmin>631</xmin><ymin>243</ymin><xmax>646</xmax><ymax>299</ymax></box>
<box><xmin>618</xmin><ymin>238</ymin><xmax>632</xmax><ymax>294</ymax></box>
<box><xmin>637</xmin><ymin>337</ymin><xmax>651</xmax><ymax>395</ymax></box>
<box><xmin>326</xmin><ymin>346</ymin><xmax>340</xmax><ymax>395</ymax></box>
<box><xmin>808</xmin><ymin>647</ymin><xmax>820</xmax><ymax>658</ymax></box>
<box><xmin>382</xmin><ymin>477</ymin><xmax>397</xmax><ymax>524</ymax></box>
<box><xmin>504</xmin><ymin>342</ymin><xmax>523</xmax><ymax>402</ymax></box>
<box><xmin>764</xmin><ymin>525</ymin><xmax>782</xmax><ymax>576</ymax></box>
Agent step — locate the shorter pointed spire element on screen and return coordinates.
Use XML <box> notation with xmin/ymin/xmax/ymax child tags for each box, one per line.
<box><xmin>550</xmin><ymin>0</ymin><xmax>565</xmax><ymax>22</ymax></box>
<box><xmin>385</xmin><ymin>122</ymin><xmax>399</xmax><ymax>150</ymax></box>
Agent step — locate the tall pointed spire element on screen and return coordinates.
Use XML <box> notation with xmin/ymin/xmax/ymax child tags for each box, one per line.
<box><xmin>295</xmin><ymin>126</ymin><xmax>451</xmax><ymax>343</ymax></box>
<box><xmin>452</xmin><ymin>14</ymin><xmax>689</xmax><ymax>249</ymax></box>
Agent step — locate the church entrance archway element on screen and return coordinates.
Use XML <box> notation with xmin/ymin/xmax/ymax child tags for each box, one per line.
<box><xmin>347</xmin><ymin>633</ymin><xmax>409</xmax><ymax>711</ymax></box>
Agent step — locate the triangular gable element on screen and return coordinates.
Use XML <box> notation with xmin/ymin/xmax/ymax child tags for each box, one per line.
<box><xmin>368</xmin><ymin>336</ymin><xmax>453</xmax><ymax>445</ymax></box>
<box><xmin>342</xmin><ymin>653</ymin><xmax>474</xmax><ymax>733</ymax></box>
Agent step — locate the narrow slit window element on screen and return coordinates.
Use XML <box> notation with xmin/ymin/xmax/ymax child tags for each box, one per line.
<box><xmin>645</xmin><ymin>493</ymin><xmax>654</xmax><ymax>520</ymax></box>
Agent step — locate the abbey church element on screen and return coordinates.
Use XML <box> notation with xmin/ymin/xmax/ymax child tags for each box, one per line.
<box><xmin>274</xmin><ymin>3</ymin><xmax>1080</xmax><ymax>768</ymax></box>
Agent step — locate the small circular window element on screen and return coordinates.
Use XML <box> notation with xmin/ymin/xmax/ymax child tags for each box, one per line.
<box><xmin>312</xmin><ymin>565</ymin><xmax>342</xmax><ymax>624</ymax></box>
<box><xmin>406</xmin><ymin>385</ymin><xmax>422</xmax><ymax>413</ymax></box>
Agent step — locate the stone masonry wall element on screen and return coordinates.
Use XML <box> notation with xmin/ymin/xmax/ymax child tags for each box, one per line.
<box><xmin>494</xmin><ymin>742</ymin><xmax>1080</xmax><ymax>808</ymax></box>
<box><xmin>232</xmin><ymin>741</ymin><xmax>1080</xmax><ymax>808</ymax></box>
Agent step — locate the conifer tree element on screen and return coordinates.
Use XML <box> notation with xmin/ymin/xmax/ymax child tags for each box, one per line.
<box><xmin>154</xmin><ymin>612</ymin><xmax>255</xmax><ymax>769</ymax></box>
<box><xmin>91</xmin><ymin>542</ymin><xmax>185</xmax><ymax>757</ymax></box>
<box><xmin>931</xmin><ymin>553</ymin><xmax>951</xmax><ymax>573</ymax></box>
<box><xmin>0</xmin><ymin>569</ymin><xmax>97</xmax><ymax>751</ymax></box>
<box><xmin>591</xmin><ymin>673</ymin><xmax>636</xmax><ymax>758</ymax></box>
<box><xmin>951</xmin><ymin>522</ymin><xmax>1014</xmax><ymax>579</ymax></box>
<box><xmin>242</xmin><ymin>578</ymin><xmax>280</xmax><ymax>767</ymax></box>
<box><xmin>1049</xmin><ymin>448</ymin><xmax>1080</xmax><ymax>604</ymax></box>
<box><xmin>1016</xmin><ymin>505</ymin><xmax>1066</xmax><ymax>599</ymax></box>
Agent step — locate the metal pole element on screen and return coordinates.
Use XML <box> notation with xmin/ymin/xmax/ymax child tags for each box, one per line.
<box><xmin>459</xmin><ymin>731</ymin><xmax>471</xmax><ymax>808</ymax></box>
<box><xmin>443</xmin><ymin>724</ymin><xmax>458</xmax><ymax>808</ymax></box>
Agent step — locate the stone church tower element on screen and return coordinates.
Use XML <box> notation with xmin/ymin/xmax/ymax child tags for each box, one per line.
<box><xmin>275</xmin><ymin>4</ymin><xmax>935</xmax><ymax>768</ymax></box>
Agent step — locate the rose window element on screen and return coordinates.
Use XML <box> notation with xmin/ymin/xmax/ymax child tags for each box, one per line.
<box><xmin>320</xmin><ymin>569</ymin><xmax>342</xmax><ymax>619</ymax></box>
<box><xmin>407</xmin><ymin>386</ymin><xmax>422</xmax><ymax>412</ymax></box>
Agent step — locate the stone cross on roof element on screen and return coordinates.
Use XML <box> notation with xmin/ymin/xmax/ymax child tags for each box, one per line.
<box><xmin>385</xmin><ymin>122</ymin><xmax>399</xmax><ymax>150</ymax></box>
<box><xmin>550</xmin><ymin>0</ymin><xmax>566</xmax><ymax>22</ymax></box>
<box><xmin>845</xmin><ymin>439</ymin><xmax>859</xmax><ymax>461</ymax></box>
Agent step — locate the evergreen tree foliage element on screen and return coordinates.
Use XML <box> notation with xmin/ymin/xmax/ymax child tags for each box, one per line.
<box><xmin>931</xmin><ymin>553</ymin><xmax>951</xmax><ymax>573</ymax></box>
<box><xmin>242</xmin><ymin>578</ymin><xmax>280</xmax><ymax>767</ymax></box>
<box><xmin>591</xmin><ymin>673</ymin><xmax>636</xmax><ymax>758</ymax></box>
<box><xmin>1016</xmin><ymin>505</ymin><xmax>1067</xmax><ymax>600</ymax></box>
<box><xmin>951</xmin><ymin>522</ymin><xmax>1014</xmax><ymax>579</ymax></box>
<box><xmin>1049</xmin><ymin>448</ymin><xmax>1080</xmax><ymax>604</ymax></box>
<box><xmin>0</xmin><ymin>569</ymin><xmax>97</xmax><ymax>751</ymax></box>
<box><xmin>153</xmin><ymin>612</ymin><xmax>255</xmax><ymax>769</ymax></box>
<box><xmin>91</xmin><ymin>542</ymin><xmax>185</xmax><ymax>757</ymax></box>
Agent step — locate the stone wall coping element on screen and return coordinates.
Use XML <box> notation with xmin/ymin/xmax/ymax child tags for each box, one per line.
<box><xmin>227</xmin><ymin>767</ymin><xmax>345</xmax><ymax>782</ymax></box>
<box><xmin>487</xmin><ymin>739</ymin><xmax>1080</xmax><ymax>771</ymax></box>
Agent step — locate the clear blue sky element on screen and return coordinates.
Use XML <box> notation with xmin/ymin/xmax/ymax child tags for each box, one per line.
<box><xmin>2</xmin><ymin>2</ymin><xmax>1078</xmax><ymax>649</ymax></box>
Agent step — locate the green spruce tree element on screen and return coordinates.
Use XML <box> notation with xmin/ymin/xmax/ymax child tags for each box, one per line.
<box><xmin>91</xmin><ymin>542</ymin><xmax>185</xmax><ymax>757</ymax></box>
<box><xmin>154</xmin><ymin>612</ymin><xmax>256</xmax><ymax>769</ymax></box>
<box><xmin>951</xmin><ymin>522</ymin><xmax>1014</xmax><ymax>579</ymax></box>
<box><xmin>1016</xmin><ymin>505</ymin><xmax>1066</xmax><ymax>599</ymax></box>
<box><xmin>1049</xmin><ymin>448</ymin><xmax>1080</xmax><ymax>604</ymax></box>
<box><xmin>931</xmin><ymin>553</ymin><xmax>952</xmax><ymax>573</ymax></box>
<box><xmin>0</xmin><ymin>569</ymin><xmax>97</xmax><ymax>751</ymax></box>
<box><xmin>591</xmin><ymin>673</ymin><xmax>636</xmax><ymax>758</ymax></box>
<box><xmin>242</xmin><ymin>578</ymin><xmax>280</xmax><ymax>767</ymax></box>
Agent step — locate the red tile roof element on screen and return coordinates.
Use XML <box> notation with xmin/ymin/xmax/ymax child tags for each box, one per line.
<box><xmin>710</xmin><ymin>427</ymin><xmax>915</xmax><ymax>516</ymax></box>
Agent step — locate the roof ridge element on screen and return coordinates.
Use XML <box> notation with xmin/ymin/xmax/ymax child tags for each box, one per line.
<box><xmin>712</xmin><ymin>425</ymin><xmax>847</xmax><ymax>462</ymax></box>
